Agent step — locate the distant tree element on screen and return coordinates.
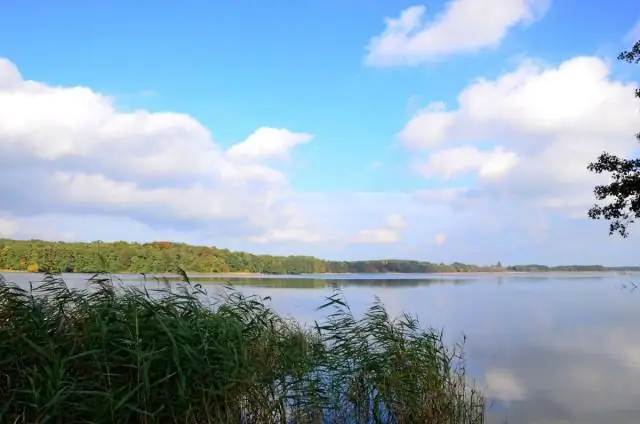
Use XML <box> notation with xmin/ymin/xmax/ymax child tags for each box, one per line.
<box><xmin>587</xmin><ymin>39</ymin><xmax>640</xmax><ymax>237</ymax></box>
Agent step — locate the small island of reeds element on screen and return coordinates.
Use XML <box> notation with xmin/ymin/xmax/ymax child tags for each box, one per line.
<box><xmin>0</xmin><ymin>271</ymin><xmax>485</xmax><ymax>423</ymax></box>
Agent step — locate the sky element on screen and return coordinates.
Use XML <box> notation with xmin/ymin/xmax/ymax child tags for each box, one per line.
<box><xmin>0</xmin><ymin>0</ymin><xmax>639</xmax><ymax>266</ymax></box>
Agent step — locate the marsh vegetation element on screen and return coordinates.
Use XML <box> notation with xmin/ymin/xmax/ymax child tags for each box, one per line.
<box><xmin>0</xmin><ymin>271</ymin><xmax>484</xmax><ymax>423</ymax></box>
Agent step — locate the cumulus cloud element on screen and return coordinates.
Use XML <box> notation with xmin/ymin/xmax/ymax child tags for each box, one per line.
<box><xmin>352</xmin><ymin>214</ymin><xmax>407</xmax><ymax>244</ymax></box>
<box><xmin>246</xmin><ymin>204</ymin><xmax>335</xmax><ymax>244</ymax></box>
<box><xmin>416</xmin><ymin>146</ymin><xmax>519</xmax><ymax>181</ymax></box>
<box><xmin>365</xmin><ymin>0</ymin><xmax>549</xmax><ymax>66</ymax></box>
<box><xmin>386</xmin><ymin>213</ymin><xmax>407</xmax><ymax>229</ymax></box>
<box><xmin>0</xmin><ymin>57</ymin><xmax>323</xmax><ymax>242</ymax></box>
<box><xmin>482</xmin><ymin>369</ymin><xmax>527</xmax><ymax>401</ymax></box>
<box><xmin>398</xmin><ymin>102</ymin><xmax>456</xmax><ymax>149</ymax></box>
<box><xmin>0</xmin><ymin>57</ymin><xmax>443</xmax><ymax>253</ymax></box>
<box><xmin>226</xmin><ymin>127</ymin><xmax>312</xmax><ymax>161</ymax></box>
<box><xmin>0</xmin><ymin>215</ymin><xmax>75</xmax><ymax>241</ymax></box>
<box><xmin>247</xmin><ymin>227</ymin><xmax>330</xmax><ymax>244</ymax></box>
<box><xmin>400</xmin><ymin>55</ymin><xmax>639</xmax><ymax>217</ymax></box>
<box><xmin>0</xmin><ymin>217</ymin><xmax>18</xmax><ymax>237</ymax></box>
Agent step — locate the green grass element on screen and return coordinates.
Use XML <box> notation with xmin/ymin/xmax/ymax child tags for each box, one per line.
<box><xmin>0</xmin><ymin>271</ymin><xmax>484</xmax><ymax>423</ymax></box>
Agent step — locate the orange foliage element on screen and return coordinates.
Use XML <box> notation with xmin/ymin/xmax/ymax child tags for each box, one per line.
<box><xmin>152</xmin><ymin>241</ymin><xmax>175</xmax><ymax>249</ymax></box>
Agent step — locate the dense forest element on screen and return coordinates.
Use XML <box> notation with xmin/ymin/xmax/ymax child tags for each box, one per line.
<box><xmin>0</xmin><ymin>239</ymin><xmax>638</xmax><ymax>275</ymax></box>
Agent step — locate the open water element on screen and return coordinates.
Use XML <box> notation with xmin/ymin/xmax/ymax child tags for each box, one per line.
<box><xmin>2</xmin><ymin>271</ymin><xmax>639</xmax><ymax>424</ymax></box>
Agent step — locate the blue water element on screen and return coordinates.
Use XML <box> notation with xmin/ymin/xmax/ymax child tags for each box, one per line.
<box><xmin>3</xmin><ymin>271</ymin><xmax>640</xmax><ymax>423</ymax></box>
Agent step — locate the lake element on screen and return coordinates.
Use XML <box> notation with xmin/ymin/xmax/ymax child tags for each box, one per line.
<box><xmin>2</xmin><ymin>271</ymin><xmax>640</xmax><ymax>424</ymax></box>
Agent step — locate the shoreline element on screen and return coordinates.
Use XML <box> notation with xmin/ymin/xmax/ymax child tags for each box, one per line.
<box><xmin>1</xmin><ymin>269</ymin><xmax>635</xmax><ymax>276</ymax></box>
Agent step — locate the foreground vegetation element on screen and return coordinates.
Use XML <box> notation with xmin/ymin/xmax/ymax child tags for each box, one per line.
<box><xmin>2</xmin><ymin>238</ymin><xmax>638</xmax><ymax>275</ymax></box>
<box><xmin>0</xmin><ymin>271</ymin><xmax>484</xmax><ymax>423</ymax></box>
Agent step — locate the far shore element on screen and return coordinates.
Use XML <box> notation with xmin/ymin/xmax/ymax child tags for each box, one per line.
<box><xmin>1</xmin><ymin>269</ymin><xmax>636</xmax><ymax>277</ymax></box>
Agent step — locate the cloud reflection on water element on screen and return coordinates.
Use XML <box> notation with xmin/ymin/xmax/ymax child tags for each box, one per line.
<box><xmin>2</xmin><ymin>271</ymin><xmax>640</xmax><ymax>423</ymax></box>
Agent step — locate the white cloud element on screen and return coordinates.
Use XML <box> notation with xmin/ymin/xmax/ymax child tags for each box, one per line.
<box><xmin>0</xmin><ymin>58</ymin><xmax>468</xmax><ymax>254</ymax></box>
<box><xmin>246</xmin><ymin>204</ymin><xmax>334</xmax><ymax>244</ymax></box>
<box><xmin>248</xmin><ymin>228</ymin><xmax>330</xmax><ymax>244</ymax></box>
<box><xmin>353</xmin><ymin>228</ymin><xmax>402</xmax><ymax>244</ymax></box>
<box><xmin>0</xmin><ymin>217</ymin><xmax>18</xmax><ymax>237</ymax></box>
<box><xmin>413</xmin><ymin>188</ymin><xmax>469</xmax><ymax>204</ymax></box>
<box><xmin>0</xmin><ymin>215</ymin><xmax>75</xmax><ymax>241</ymax></box>
<box><xmin>0</xmin><ymin>57</ymin><xmax>320</xmax><ymax>242</ymax></box>
<box><xmin>352</xmin><ymin>214</ymin><xmax>407</xmax><ymax>244</ymax></box>
<box><xmin>0</xmin><ymin>59</ymin><xmax>21</xmax><ymax>90</ymax></box>
<box><xmin>226</xmin><ymin>127</ymin><xmax>312</xmax><ymax>161</ymax></box>
<box><xmin>416</xmin><ymin>145</ymin><xmax>519</xmax><ymax>181</ymax></box>
<box><xmin>398</xmin><ymin>102</ymin><xmax>455</xmax><ymax>149</ymax></box>
<box><xmin>0</xmin><ymin>63</ymin><xmax>434</xmax><ymax>252</ymax></box>
<box><xmin>400</xmin><ymin>55</ymin><xmax>639</xmax><ymax>215</ymax></box>
<box><xmin>482</xmin><ymin>369</ymin><xmax>527</xmax><ymax>401</ymax></box>
<box><xmin>365</xmin><ymin>0</ymin><xmax>549</xmax><ymax>66</ymax></box>
<box><xmin>386</xmin><ymin>213</ymin><xmax>407</xmax><ymax>229</ymax></box>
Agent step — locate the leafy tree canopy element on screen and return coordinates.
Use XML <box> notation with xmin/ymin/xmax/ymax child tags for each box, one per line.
<box><xmin>0</xmin><ymin>238</ymin><xmax>636</xmax><ymax>275</ymax></box>
<box><xmin>587</xmin><ymin>39</ymin><xmax>640</xmax><ymax>237</ymax></box>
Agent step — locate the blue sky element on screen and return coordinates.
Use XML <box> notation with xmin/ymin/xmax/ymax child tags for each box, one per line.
<box><xmin>0</xmin><ymin>0</ymin><xmax>639</xmax><ymax>265</ymax></box>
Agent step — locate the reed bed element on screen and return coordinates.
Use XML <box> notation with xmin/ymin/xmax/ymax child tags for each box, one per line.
<box><xmin>0</xmin><ymin>271</ymin><xmax>484</xmax><ymax>424</ymax></box>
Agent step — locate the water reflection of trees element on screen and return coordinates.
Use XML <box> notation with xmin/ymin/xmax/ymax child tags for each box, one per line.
<box><xmin>186</xmin><ymin>277</ymin><xmax>479</xmax><ymax>289</ymax></box>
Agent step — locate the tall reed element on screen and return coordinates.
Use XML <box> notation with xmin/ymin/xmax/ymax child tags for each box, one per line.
<box><xmin>0</xmin><ymin>272</ymin><xmax>484</xmax><ymax>423</ymax></box>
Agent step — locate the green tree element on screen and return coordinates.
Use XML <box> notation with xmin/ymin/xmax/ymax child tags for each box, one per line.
<box><xmin>587</xmin><ymin>39</ymin><xmax>640</xmax><ymax>237</ymax></box>
<box><xmin>0</xmin><ymin>238</ymin><xmax>635</xmax><ymax>275</ymax></box>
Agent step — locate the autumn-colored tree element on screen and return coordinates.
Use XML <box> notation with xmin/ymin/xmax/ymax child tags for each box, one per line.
<box><xmin>0</xmin><ymin>238</ymin><xmax>636</xmax><ymax>274</ymax></box>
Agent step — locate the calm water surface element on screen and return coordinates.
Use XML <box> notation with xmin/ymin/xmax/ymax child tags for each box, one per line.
<box><xmin>2</xmin><ymin>271</ymin><xmax>640</xmax><ymax>424</ymax></box>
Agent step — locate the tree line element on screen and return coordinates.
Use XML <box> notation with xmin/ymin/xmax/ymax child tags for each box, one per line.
<box><xmin>0</xmin><ymin>238</ymin><xmax>497</xmax><ymax>274</ymax></box>
<box><xmin>0</xmin><ymin>238</ymin><xmax>636</xmax><ymax>275</ymax></box>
